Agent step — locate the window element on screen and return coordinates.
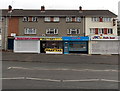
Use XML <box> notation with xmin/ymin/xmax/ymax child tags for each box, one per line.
<box><xmin>66</xmin><ymin>17</ymin><xmax>81</xmax><ymax>22</ymax></box>
<box><xmin>44</xmin><ymin>17</ymin><xmax>60</xmax><ymax>22</ymax></box>
<box><xmin>90</xmin><ymin>28</ymin><xmax>95</xmax><ymax>34</ymax></box>
<box><xmin>66</xmin><ymin>17</ymin><xmax>72</xmax><ymax>22</ymax></box>
<box><xmin>0</xmin><ymin>28</ymin><xmax>2</xmax><ymax>33</ymax></box>
<box><xmin>44</xmin><ymin>17</ymin><xmax>51</xmax><ymax>22</ymax></box>
<box><xmin>92</xmin><ymin>17</ymin><xmax>99</xmax><ymax>22</ymax></box>
<box><xmin>24</xmin><ymin>28</ymin><xmax>36</xmax><ymax>34</ymax></box>
<box><xmin>46</xmin><ymin>29</ymin><xmax>58</xmax><ymax>34</ymax></box>
<box><xmin>75</xmin><ymin>17</ymin><xmax>81</xmax><ymax>22</ymax></box>
<box><xmin>23</xmin><ymin>17</ymin><xmax>29</xmax><ymax>22</ymax></box>
<box><xmin>67</xmin><ymin>29</ymin><xmax>80</xmax><ymax>34</ymax></box>
<box><xmin>103</xmin><ymin>17</ymin><xmax>111</xmax><ymax>22</ymax></box>
<box><xmin>98</xmin><ymin>28</ymin><xmax>104</xmax><ymax>34</ymax></box>
<box><xmin>54</xmin><ymin>17</ymin><xmax>59</xmax><ymax>22</ymax></box>
<box><xmin>108</xmin><ymin>28</ymin><xmax>113</xmax><ymax>34</ymax></box>
<box><xmin>0</xmin><ymin>17</ymin><xmax>4</xmax><ymax>21</ymax></box>
<box><xmin>32</xmin><ymin>17</ymin><xmax>38</xmax><ymax>22</ymax></box>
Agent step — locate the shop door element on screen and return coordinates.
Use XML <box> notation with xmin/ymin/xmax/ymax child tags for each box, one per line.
<box><xmin>41</xmin><ymin>41</ymin><xmax>46</xmax><ymax>53</ymax></box>
<box><xmin>8</xmin><ymin>39</ymin><xmax>14</xmax><ymax>50</ymax></box>
<box><xmin>64</xmin><ymin>42</ymin><xmax>69</xmax><ymax>54</ymax></box>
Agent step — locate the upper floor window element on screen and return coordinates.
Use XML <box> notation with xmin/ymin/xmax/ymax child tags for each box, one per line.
<box><xmin>92</xmin><ymin>17</ymin><xmax>99</xmax><ymax>22</ymax></box>
<box><xmin>0</xmin><ymin>28</ymin><xmax>2</xmax><ymax>33</ymax></box>
<box><xmin>66</xmin><ymin>17</ymin><xmax>81</xmax><ymax>22</ymax></box>
<box><xmin>24</xmin><ymin>28</ymin><xmax>36</xmax><ymax>34</ymax></box>
<box><xmin>23</xmin><ymin>17</ymin><xmax>29</xmax><ymax>22</ymax></box>
<box><xmin>89</xmin><ymin>28</ymin><xmax>113</xmax><ymax>35</ymax></box>
<box><xmin>31</xmin><ymin>17</ymin><xmax>38</xmax><ymax>22</ymax></box>
<box><xmin>92</xmin><ymin>17</ymin><xmax>112</xmax><ymax>22</ymax></box>
<box><xmin>67</xmin><ymin>29</ymin><xmax>80</xmax><ymax>34</ymax></box>
<box><xmin>0</xmin><ymin>17</ymin><xmax>4</xmax><ymax>21</ymax></box>
<box><xmin>46</xmin><ymin>29</ymin><xmax>58</xmax><ymax>34</ymax></box>
<box><xmin>103</xmin><ymin>17</ymin><xmax>111</xmax><ymax>22</ymax></box>
<box><xmin>108</xmin><ymin>28</ymin><xmax>113</xmax><ymax>34</ymax></box>
<box><xmin>23</xmin><ymin>17</ymin><xmax>38</xmax><ymax>22</ymax></box>
<box><xmin>44</xmin><ymin>17</ymin><xmax>60</xmax><ymax>22</ymax></box>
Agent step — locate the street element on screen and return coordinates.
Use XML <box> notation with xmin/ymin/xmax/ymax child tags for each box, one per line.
<box><xmin>2</xmin><ymin>54</ymin><xmax>119</xmax><ymax>89</ymax></box>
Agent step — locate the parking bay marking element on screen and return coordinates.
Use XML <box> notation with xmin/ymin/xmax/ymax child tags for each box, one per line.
<box><xmin>7</xmin><ymin>66</ymin><xmax>118</xmax><ymax>72</ymax></box>
<box><xmin>1</xmin><ymin>77</ymin><xmax>119</xmax><ymax>83</ymax></box>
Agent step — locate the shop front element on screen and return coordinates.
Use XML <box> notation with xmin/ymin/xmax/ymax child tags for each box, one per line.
<box><xmin>40</xmin><ymin>37</ymin><xmax>63</xmax><ymax>54</ymax></box>
<box><xmin>90</xmin><ymin>35</ymin><xmax>119</xmax><ymax>54</ymax></box>
<box><xmin>14</xmin><ymin>36</ymin><xmax>40</xmax><ymax>53</ymax></box>
<box><xmin>62</xmin><ymin>36</ymin><xmax>89</xmax><ymax>54</ymax></box>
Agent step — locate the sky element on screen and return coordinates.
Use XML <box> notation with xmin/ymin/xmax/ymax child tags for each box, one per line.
<box><xmin>0</xmin><ymin>0</ymin><xmax>120</xmax><ymax>15</ymax></box>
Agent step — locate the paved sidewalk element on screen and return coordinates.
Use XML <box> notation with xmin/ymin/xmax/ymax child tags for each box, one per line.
<box><xmin>2</xmin><ymin>51</ymin><xmax>119</xmax><ymax>65</ymax></box>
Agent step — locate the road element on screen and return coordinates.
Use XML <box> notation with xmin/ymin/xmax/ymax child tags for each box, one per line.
<box><xmin>2</xmin><ymin>59</ymin><xmax>119</xmax><ymax>89</ymax></box>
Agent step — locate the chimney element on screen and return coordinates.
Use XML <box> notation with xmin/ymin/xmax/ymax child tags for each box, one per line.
<box><xmin>79</xmin><ymin>6</ymin><xmax>82</xmax><ymax>11</ymax></box>
<box><xmin>41</xmin><ymin>6</ymin><xmax>45</xmax><ymax>11</ymax></box>
<box><xmin>8</xmin><ymin>5</ymin><xmax>12</xmax><ymax>11</ymax></box>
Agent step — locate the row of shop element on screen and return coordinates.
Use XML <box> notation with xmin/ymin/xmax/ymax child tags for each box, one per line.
<box><xmin>13</xmin><ymin>36</ymin><xmax>120</xmax><ymax>54</ymax></box>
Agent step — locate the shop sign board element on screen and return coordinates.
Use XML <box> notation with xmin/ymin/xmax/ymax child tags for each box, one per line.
<box><xmin>91</xmin><ymin>35</ymin><xmax>118</xmax><ymax>40</ymax></box>
<box><xmin>40</xmin><ymin>37</ymin><xmax>62</xmax><ymax>41</ymax></box>
<box><xmin>15</xmin><ymin>37</ymin><xmax>40</xmax><ymax>40</ymax></box>
<box><xmin>62</xmin><ymin>36</ymin><xmax>89</xmax><ymax>41</ymax></box>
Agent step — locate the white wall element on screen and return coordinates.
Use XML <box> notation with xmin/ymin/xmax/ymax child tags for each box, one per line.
<box><xmin>85</xmin><ymin>17</ymin><xmax>117</xmax><ymax>36</ymax></box>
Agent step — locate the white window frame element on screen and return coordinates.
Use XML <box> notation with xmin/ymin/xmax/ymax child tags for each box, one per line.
<box><xmin>103</xmin><ymin>17</ymin><xmax>111</xmax><ymax>22</ymax></box>
<box><xmin>0</xmin><ymin>17</ymin><xmax>4</xmax><ymax>21</ymax></box>
<box><xmin>67</xmin><ymin>29</ymin><xmax>80</xmax><ymax>34</ymax></box>
<box><xmin>23</xmin><ymin>17</ymin><xmax>29</xmax><ymax>22</ymax></box>
<box><xmin>75</xmin><ymin>17</ymin><xmax>81</xmax><ymax>22</ymax></box>
<box><xmin>46</xmin><ymin>29</ymin><xmax>58</xmax><ymax>34</ymax></box>
<box><xmin>44</xmin><ymin>17</ymin><xmax>51</xmax><ymax>22</ymax></box>
<box><xmin>90</xmin><ymin>28</ymin><xmax>95</xmax><ymax>34</ymax></box>
<box><xmin>98</xmin><ymin>28</ymin><xmax>104</xmax><ymax>34</ymax></box>
<box><xmin>0</xmin><ymin>28</ymin><xmax>2</xmax><ymax>34</ymax></box>
<box><xmin>66</xmin><ymin>17</ymin><xmax>72</xmax><ymax>22</ymax></box>
<box><xmin>92</xmin><ymin>17</ymin><xmax>99</xmax><ymax>22</ymax></box>
<box><xmin>107</xmin><ymin>28</ymin><xmax>113</xmax><ymax>34</ymax></box>
<box><xmin>53</xmin><ymin>17</ymin><xmax>60</xmax><ymax>22</ymax></box>
<box><xmin>32</xmin><ymin>17</ymin><xmax>38</xmax><ymax>22</ymax></box>
<box><xmin>24</xmin><ymin>28</ymin><xmax>36</xmax><ymax>34</ymax></box>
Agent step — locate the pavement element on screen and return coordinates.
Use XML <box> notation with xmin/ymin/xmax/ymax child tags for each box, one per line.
<box><xmin>2</xmin><ymin>51</ymin><xmax>119</xmax><ymax>65</ymax></box>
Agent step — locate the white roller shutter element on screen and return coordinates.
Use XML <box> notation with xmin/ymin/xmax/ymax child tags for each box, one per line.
<box><xmin>14</xmin><ymin>40</ymin><xmax>40</xmax><ymax>53</ymax></box>
<box><xmin>90</xmin><ymin>41</ymin><xmax>119</xmax><ymax>54</ymax></box>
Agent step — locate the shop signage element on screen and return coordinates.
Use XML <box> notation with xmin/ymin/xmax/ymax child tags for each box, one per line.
<box><xmin>62</xmin><ymin>36</ymin><xmax>89</xmax><ymax>41</ymax></box>
<box><xmin>91</xmin><ymin>36</ymin><xmax>118</xmax><ymax>40</ymax></box>
<box><xmin>15</xmin><ymin>37</ymin><xmax>40</xmax><ymax>40</ymax></box>
<box><xmin>40</xmin><ymin>38</ymin><xmax>62</xmax><ymax>41</ymax></box>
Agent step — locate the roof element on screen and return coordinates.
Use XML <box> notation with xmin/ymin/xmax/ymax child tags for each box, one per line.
<box><xmin>1</xmin><ymin>9</ymin><xmax>117</xmax><ymax>17</ymax></box>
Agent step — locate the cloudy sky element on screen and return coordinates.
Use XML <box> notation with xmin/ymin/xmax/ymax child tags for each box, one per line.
<box><xmin>0</xmin><ymin>0</ymin><xmax>120</xmax><ymax>15</ymax></box>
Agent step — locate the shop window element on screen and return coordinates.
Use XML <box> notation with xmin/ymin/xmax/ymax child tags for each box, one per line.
<box><xmin>108</xmin><ymin>28</ymin><xmax>113</xmax><ymax>34</ymax></box>
<box><xmin>24</xmin><ymin>28</ymin><xmax>36</xmax><ymax>34</ymax></box>
<box><xmin>46</xmin><ymin>29</ymin><xmax>58</xmax><ymax>34</ymax></box>
<box><xmin>67</xmin><ymin>29</ymin><xmax>80</xmax><ymax>34</ymax></box>
<box><xmin>23</xmin><ymin>17</ymin><xmax>29</xmax><ymax>22</ymax></box>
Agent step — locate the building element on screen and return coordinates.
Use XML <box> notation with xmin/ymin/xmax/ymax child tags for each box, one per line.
<box><xmin>1</xmin><ymin>6</ymin><xmax>118</xmax><ymax>54</ymax></box>
<box><xmin>117</xmin><ymin>21</ymin><xmax>120</xmax><ymax>36</ymax></box>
